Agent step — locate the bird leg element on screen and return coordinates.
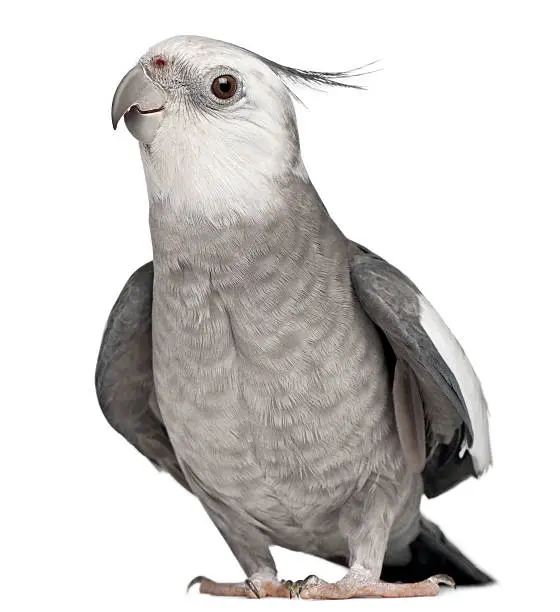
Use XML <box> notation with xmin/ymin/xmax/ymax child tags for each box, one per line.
<box><xmin>305</xmin><ymin>475</ymin><xmax>456</xmax><ymax>598</ymax></box>
<box><xmin>188</xmin><ymin>478</ymin><xmax>454</xmax><ymax>599</ymax></box>
<box><xmin>188</xmin><ymin>517</ymin><xmax>289</xmax><ymax>597</ymax></box>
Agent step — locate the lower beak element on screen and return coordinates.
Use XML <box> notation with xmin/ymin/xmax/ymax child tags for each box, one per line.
<box><xmin>111</xmin><ymin>64</ymin><xmax>167</xmax><ymax>144</ymax></box>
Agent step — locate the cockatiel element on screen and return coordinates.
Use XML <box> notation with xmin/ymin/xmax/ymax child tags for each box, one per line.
<box><xmin>97</xmin><ymin>35</ymin><xmax>493</xmax><ymax>599</ymax></box>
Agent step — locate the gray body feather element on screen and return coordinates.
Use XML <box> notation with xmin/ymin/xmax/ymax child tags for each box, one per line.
<box><xmin>96</xmin><ymin>180</ymin><xmax>486</xmax><ymax>577</ymax></box>
<box><xmin>148</xmin><ymin>180</ymin><xmax>418</xmax><ymax>575</ymax></box>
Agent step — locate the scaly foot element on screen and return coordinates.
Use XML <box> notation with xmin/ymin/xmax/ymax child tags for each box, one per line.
<box><xmin>297</xmin><ymin>572</ymin><xmax>455</xmax><ymax>599</ymax></box>
<box><xmin>188</xmin><ymin>572</ymin><xmax>455</xmax><ymax>599</ymax></box>
<box><xmin>187</xmin><ymin>575</ymin><xmax>291</xmax><ymax>598</ymax></box>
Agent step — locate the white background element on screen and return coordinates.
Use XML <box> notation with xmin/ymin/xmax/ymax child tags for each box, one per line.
<box><xmin>2</xmin><ymin>1</ymin><xmax>559</xmax><ymax>610</ymax></box>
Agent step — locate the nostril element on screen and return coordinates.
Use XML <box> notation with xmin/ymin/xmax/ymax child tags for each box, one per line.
<box><xmin>152</xmin><ymin>56</ymin><xmax>167</xmax><ymax>68</ymax></box>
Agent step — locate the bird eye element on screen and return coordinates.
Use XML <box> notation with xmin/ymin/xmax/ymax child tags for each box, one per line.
<box><xmin>211</xmin><ymin>75</ymin><xmax>237</xmax><ymax>100</ymax></box>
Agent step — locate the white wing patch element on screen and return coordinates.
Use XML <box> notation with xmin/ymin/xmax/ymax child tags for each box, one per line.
<box><xmin>419</xmin><ymin>296</ymin><xmax>492</xmax><ymax>474</ymax></box>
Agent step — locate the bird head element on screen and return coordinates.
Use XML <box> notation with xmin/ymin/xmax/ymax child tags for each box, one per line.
<box><xmin>112</xmin><ymin>36</ymin><xmax>366</xmax><ymax>218</ymax></box>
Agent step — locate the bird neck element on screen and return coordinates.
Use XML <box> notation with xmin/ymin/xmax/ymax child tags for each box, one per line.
<box><xmin>148</xmin><ymin>174</ymin><xmax>339</xmax><ymax>279</ymax></box>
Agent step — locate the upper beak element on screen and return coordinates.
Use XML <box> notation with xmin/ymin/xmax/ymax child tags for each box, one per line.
<box><xmin>111</xmin><ymin>64</ymin><xmax>167</xmax><ymax>144</ymax></box>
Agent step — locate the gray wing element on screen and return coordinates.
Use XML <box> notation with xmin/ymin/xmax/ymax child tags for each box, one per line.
<box><xmin>95</xmin><ymin>262</ymin><xmax>190</xmax><ymax>491</ymax></box>
<box><xmin>350</xmin><ymin>245</ymin><xmax>491</xmax><ymax>498</ymax></box>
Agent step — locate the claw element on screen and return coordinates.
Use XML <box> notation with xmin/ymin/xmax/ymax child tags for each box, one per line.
<box><xmin>291</xmin><ymin>574</ymin><xmax>323</xmax><ymax>598</ymax></box>
<box><xmin>245</xmin><ymin>579</ymin><xmax>261</xmax><ymax>599</ymax></box>
<box><xmin>187</xmin><ymin>575</ymin><xmax>207</xmax><ymax>593</ymax></box>
<box><xmin>428</xmin><ymin>574</ymin><xmax>456</xmax><ymax>588</ymax></box>
<box><xmin>280</xmin><ymin>579</ymin><xmax>295</xmax><ymax>599</ymax></box>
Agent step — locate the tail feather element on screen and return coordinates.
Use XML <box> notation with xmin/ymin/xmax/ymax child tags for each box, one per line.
<box><xmin>326</xmin><ymin>516</ymin><xmax>494</xmax><ymax>586</ymax></box>
<box><xmin>381</xmin><ymin>517</ymin><xmax>494</xmax><ymax>585</ymax></box>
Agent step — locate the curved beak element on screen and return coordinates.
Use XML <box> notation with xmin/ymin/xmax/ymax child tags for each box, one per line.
<box><xmin>111</xmin><ymin>64</ymin><xmax>167</xmax><ymax>144</ymax></box>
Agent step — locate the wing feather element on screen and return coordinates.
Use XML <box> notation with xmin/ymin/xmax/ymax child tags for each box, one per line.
<box><xmin>350</xmin><ymin>247</ymin><xmax>491</xmax><ymax>496</ymax></box>
<box><xmin>95</xmin><ymin>262</ymin><xmax>189</xmax><ymax>490</ymax></box>
<box><xmin>393</xmin><ymin>360</ymin><xmax>427</xmax><ymax>474</ymax></box>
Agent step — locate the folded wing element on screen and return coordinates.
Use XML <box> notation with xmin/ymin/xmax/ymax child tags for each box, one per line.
<box><xmin>350</xmin><ymin>247</ymin><xmax>491</xmax><ymax>497</ymax></box>
<box><xmin>95</xmin><ymin>262</ymin><xmax>189</xmax><ymax>490</ymax></box>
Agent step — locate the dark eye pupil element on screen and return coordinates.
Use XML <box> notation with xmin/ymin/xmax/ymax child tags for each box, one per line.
<box><xmin>212</xmin><ymin>75</ymin><xmax>237</xmax><ymax>99</ymax></box>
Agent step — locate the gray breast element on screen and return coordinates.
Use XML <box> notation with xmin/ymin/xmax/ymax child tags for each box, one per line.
<box><xmin>150</xmin><ymin>207</ymin><xmax>400</xmax><ymax>535</ymax></box>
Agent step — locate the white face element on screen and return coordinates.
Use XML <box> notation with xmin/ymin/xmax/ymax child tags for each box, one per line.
<box><xmin>121</xmin><ymin>36</ymin><xmax>306</xmax><ymax>218</ymax></box>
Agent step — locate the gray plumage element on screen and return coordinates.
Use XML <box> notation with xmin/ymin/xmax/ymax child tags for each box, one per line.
<box><xmin>96</xmin><ymin>197</ymin><xmax>488</xmax><ymax>578</ymax></box>
<box><xmin>95</xmin><ymin>262</ymin><xmax>188</xmax><ymax>490</ymax></box>
<box><xmin>98</xmin><ymin>35</ymin><xmax>493</xmax><ymax>593</ymax></box>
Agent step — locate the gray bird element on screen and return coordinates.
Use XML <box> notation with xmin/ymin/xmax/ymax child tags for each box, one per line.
<box><xmin>97</xmin><ymin>35</ymin><xmax>493</xmax><ymax>599</ymax></box>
